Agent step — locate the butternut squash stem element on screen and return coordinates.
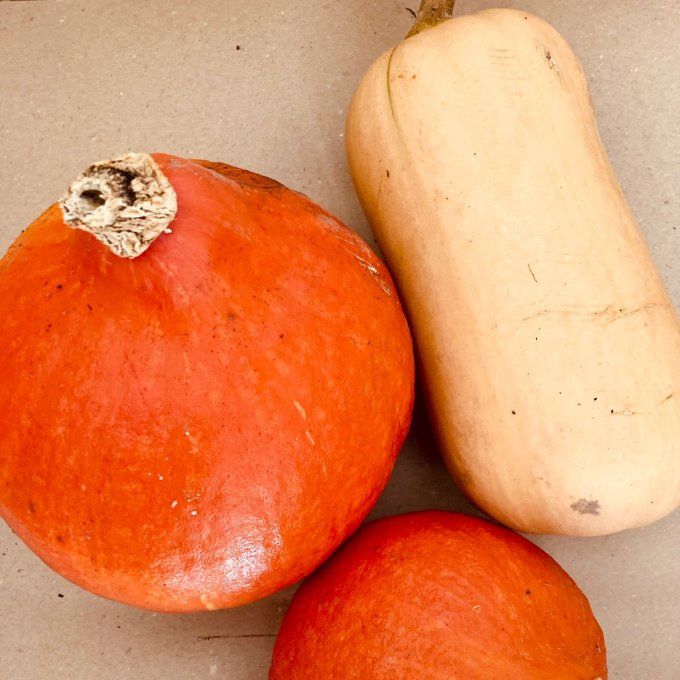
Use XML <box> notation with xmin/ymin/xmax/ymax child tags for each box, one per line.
<box><xmin>407</xmin><ymin>0</ymin><xmax>456</xmax><ymax>37</ymax></box>
<box><xmin>59</xmin><ymin>153</ymin><xmax>177</xmax><ymax>259</ymax></box>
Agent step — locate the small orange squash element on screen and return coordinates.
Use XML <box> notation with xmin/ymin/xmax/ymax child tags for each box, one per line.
<box><xmin>0</xmin><ymin>153</ymin><xmax>414</xmax><ymax>612</ymax></box>
<box><xmin>270</xmin><ymin>511</ymin><xmax>607</xmax><ymax>679</ymax></box>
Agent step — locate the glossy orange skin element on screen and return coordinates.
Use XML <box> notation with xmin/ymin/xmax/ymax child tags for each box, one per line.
<box><xmin>0</xmin><ymin>154</ymin><xmax>414</xmax><ymax>612</ymax></box>
<box><xmin>271</xmin><ymin>512</ymin><xmax>607</xmax><ymax>679</ymax></box>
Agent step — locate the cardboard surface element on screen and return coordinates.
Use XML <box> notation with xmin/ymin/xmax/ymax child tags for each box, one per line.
<box><xmin>0</xmin><ymin>1</ymin><xmax>678</xmax><ymax>678</ymax></box>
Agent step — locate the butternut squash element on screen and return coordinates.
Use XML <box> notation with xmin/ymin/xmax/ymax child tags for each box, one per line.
<box><xmin>346</xmin><ymin>2</ymin><xmax>680</xmax><ymax>535</ymax></box>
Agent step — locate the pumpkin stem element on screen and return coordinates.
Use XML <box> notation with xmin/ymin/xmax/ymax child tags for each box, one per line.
<box><xmin>59</xmin><ymin>153</ymin><xmax>177</xmax><ymax>258</ymax></box>
<box><xmin>407</xmin><ymin>0</ymin><xmax>456</xmax><ymax>37</ymax></box>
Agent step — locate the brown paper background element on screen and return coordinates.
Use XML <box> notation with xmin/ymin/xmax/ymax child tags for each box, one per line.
<box><xmin>1</xmin><ymin>1</ymin><xmax>678</xmax><ymax>678</ymax></box>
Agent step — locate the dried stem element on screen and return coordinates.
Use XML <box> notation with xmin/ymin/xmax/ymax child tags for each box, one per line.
<box><xmin>59</xmin><ymin>153</ymin><xmax>177</xmax><ymax>258</ymax></box>
<box><xmin>407</xmin><ymin>0</ymin><xmax>456</xmax><ymax>38</ymax></box>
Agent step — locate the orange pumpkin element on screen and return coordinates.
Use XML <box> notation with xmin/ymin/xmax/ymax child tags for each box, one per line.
<box><xmin>270</xmin><ymin>511</ymin><xmax>607</xmax><ymax>679</ymax></box>
<box><xmin>0</xmin><ymin>153</ymin><xmax>414</xmax><ymax>612</ymax></box>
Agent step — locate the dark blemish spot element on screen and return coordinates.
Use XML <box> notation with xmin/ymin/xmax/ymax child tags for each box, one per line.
<box><xmin>58</xmin><ymin>593</ymin><xmax>64</xmax><ymax>598</ymax></box>
<box><xmin>593</xmin><ymin>397</ymin><xmax>598</xmax><ymax>401</ymax></box>
<box><xmin>236</xmin><ymin>45</ymin><xmax>241</xmax><ymax>50</ymax></box>
<box><xmin>87</xmin><ymin>304</ymin><xmax>93</xmax><ymax>311</ymax></box>
<box><xmin>56</xmin><ymin>284</ymin><xmax>63</xmax><ymax>290</ymax></box>
<box><xmin>595</xmin><ymin>643</ymin><xmax>601</xmax><ymax>654</ymax></box>
<box><xmin>405</xmin><ymin>7</ymin><xmax>417</xmax><ymax>18</ymax></box>
<box><xmin>279</xmin><ymin>334</ymin><xmax>284</xmax><ymax>339</ymax></box>
<box><xmin>571</xmin><ymin>498</ymin><xmax>601</xmax><ymax>515</ymax></box>
<box><xmin>386</xmin><ymin>169</ymin><xmax>390</xmax><ymax>178</ymax></box>
<box><xmin>542</xmin><ymin>46</ymin><xmax>559</xmax><ymax>73</ymax></box>
<box><xmin>511</xmin><ymin>410</ymin><xmax>516</xmax><ymax>415</ymax></box>
<box><xmin>28</xmin><ymin>500</ymin><xmax>36</xmax><ymax>513</ymax></box>
<box><xmin>56</xmin><ymin>535</ymin><xmax>65</xmax><ymax>543</ymax></box>
<box><xmin>525</xmin><ymin>589</ymin><xmax>531</xmax><ymax>595</ymax></box>
<box><xmin>610</xmin><ymin>409</ymin><xmax>614</xmax><ymax>414</ymax></box>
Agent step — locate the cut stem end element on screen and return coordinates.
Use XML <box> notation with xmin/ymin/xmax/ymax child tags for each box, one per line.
<box><xmin>407</xmin><ymin>0</ymin><xmax>456</xmax><ymax>38</ymax></box>
<box><xmin>59</xmin><ymin>153</ymin><xmax>177</xmax><ymax>258</ymax></box>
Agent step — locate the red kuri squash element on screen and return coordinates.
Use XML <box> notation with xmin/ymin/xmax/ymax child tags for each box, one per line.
<box><xmin>0</xmin><ymin>153</ymin><xmax>414</xmax><ymax>612</ymax></box>
<box><xmin>270</xmin><ymin>511</ymin><xmax>607</xmax><ymax>679</ymax></box>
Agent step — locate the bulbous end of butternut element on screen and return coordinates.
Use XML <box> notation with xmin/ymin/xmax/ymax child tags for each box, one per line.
<box><xmin>346</xmin><ymin>9</ymin><xmax>680</xmax><ymax>536</ymax></box>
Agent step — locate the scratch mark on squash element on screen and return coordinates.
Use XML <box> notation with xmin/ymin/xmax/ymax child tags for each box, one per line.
<box><xmin>346</xmin><ymin>251</ymin><xmax>379</xmax><ymax>275</ymax></box>
<box><xmin>527</xmin><ymin>264</ymin><xmax>538</xmax><ymax>283</ymax></box>
<box><xmin>293</xmin><ymin>400</ymin><xmax>307</xmax><ymax>420</ymax></box>
<box><xmin>490</xmin><ymin>52</ymin><xmax>512</xmax><ymax>63</ymax></box>
<box><xmin>661</xmin><ymin>393</ymin><xmax>675</xmax><ymax>405</ymax></box>
<box><xmin>522</xmin><ymin>303</ymin><xmax>662</xmax><ymax>323</ymax></box>
<box><xmin>344</xmin><ymin>250</ymin><xmax>393</xmax><ymax>296</ymax></box>
<box><xmin>329</xmin><ymin>231</ymin><xmax>363</xmax><ymax>248</ymax></box>
<box><xmin>521</xmin><ymin>305</ymin><xmax>609</xmax><ymax>322</ymax></box>
<box><xmin>522</xmin><ymin>309</ymin><xmax>550</xmax><ymax>321</ymax></box>
<box><xmin>540</xmin><ymin>44</ymin><xmax>561</xmax><ymax>76</ymax></box>
<box><xmin>305</xmin><ymin>430</ymin><xmax>315</xmax><ymax>446</ymax></box>
<box><xmin>607</xmin><ymin>303</ymin><xmax>661</xmax><ymax>323</ymax></box>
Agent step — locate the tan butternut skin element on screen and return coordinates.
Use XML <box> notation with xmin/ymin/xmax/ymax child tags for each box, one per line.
<box><xmin>346</xmin><ymin>9</ymin><xmax>680</xmax><ymax>535</ymax></box>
